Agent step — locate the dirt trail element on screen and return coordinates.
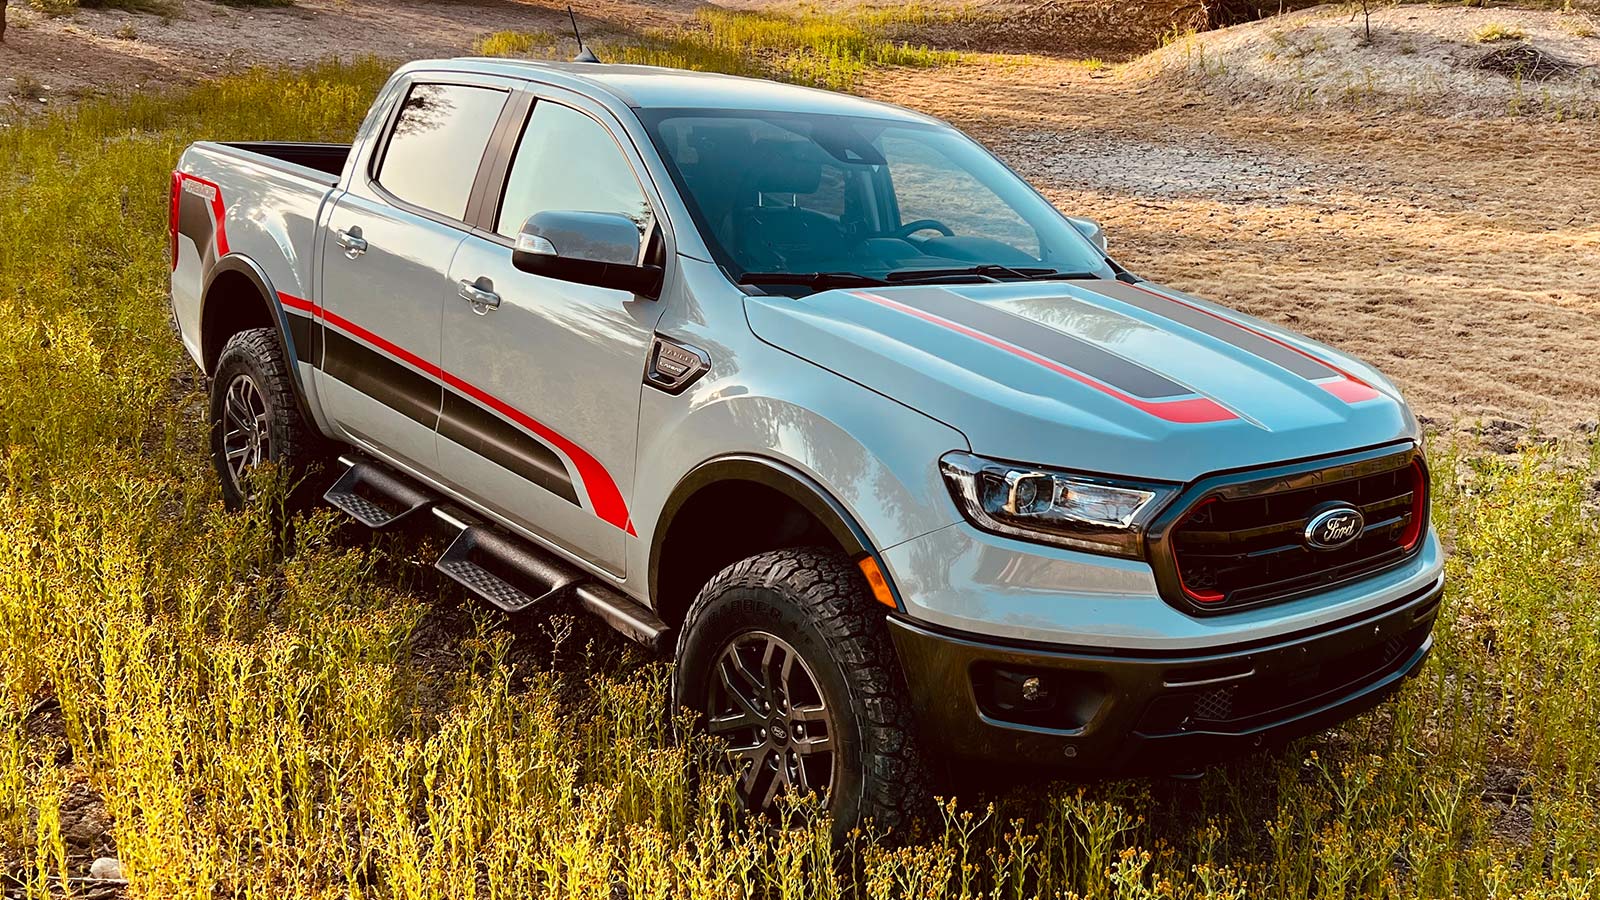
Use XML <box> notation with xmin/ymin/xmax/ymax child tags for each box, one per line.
<box><xmin>866</xmin><ymin>57</ymin><xmax>1600</xmax><ymax>439</ymax></box>
<box><xmin>0</xmin><ymin>0</ymin><xmax>701</xmax><ymax>102</ymax></box>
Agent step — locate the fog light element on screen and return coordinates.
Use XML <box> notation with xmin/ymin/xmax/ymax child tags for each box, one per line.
<box><xmin>1021</xmin><ymin>676</ymin><xmax>1045</xmax><ymax>702</ymax></box>
<box><xmin>991</xmin><ymin>668</ymin><xmax>1055</xmax><ymax>714</ymax></box>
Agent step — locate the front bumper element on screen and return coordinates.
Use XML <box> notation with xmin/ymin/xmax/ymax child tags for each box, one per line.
<box><xmin>887</xmin><ymin>576</ymin><xmax>1441</xmax><ymax>771</ymax></box>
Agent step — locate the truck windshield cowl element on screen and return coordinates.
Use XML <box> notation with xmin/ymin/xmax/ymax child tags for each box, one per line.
<box><xmin>637</xmin><ymin>108</ymin><xmax>1114</xmax><ymax>292</ymax></box>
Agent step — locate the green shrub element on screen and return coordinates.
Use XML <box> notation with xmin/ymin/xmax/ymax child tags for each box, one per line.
<box><xmin>1473</xmin><ymin>21</ymin><xmax>1529</xmax><ymax>43</ymax></box>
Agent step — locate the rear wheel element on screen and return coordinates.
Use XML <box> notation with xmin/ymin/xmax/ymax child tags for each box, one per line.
<box><xmin>673</xmin><ymin>548</ymin><xmax>931</xmax><ymax>841</ymax></box>
<box><xmin>208</xmin><ymin>328</ymin><xmax>322</xmax><ymax>509</ymax></box>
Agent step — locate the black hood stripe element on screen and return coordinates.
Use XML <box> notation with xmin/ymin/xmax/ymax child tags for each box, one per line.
<box><xmin>1075</xmin><ymin>280</ymin><xmax>1337</xmax><ymax>381</ymax></box>
<box><xmin>884</xmin><ymin>286</ymin><xmax>1195</xmax><ymax>401</ymax></box>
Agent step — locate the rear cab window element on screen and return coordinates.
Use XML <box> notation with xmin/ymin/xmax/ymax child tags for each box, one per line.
<box><xmin>376</xmin><ymin>82</ymin><xmax>509</xmax><ymax>221</ymax></box>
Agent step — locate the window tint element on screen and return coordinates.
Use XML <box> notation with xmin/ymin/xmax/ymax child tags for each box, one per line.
<box><xmin>496</xmin><ymin>101</ymin><xmax>650</xmax><ymax>238</ymax></box>
<box><xmin>377</xmin><ymin>83</ymin><xmax>508</xmax><ymax>220</ymax></box>
<box><xmin>649</xmin><ymin>115</ymin><xmax>863</xmax><ymax>258</ymax></box>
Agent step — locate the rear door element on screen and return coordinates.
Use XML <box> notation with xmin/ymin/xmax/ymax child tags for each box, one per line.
<box><xmin>315</xmin><ymin>75</ymin><xmax>516</xmax><ymax>473</ymax></box>
<box><xmin>435</xmin><ymin>88</ymin><xmax>671</xmax><ymax>576</ymax></box>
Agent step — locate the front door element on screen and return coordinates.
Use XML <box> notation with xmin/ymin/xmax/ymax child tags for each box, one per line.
<box><xmin>316</xmin><ymin>78</ymin><xmax>511</xmax><ymax>472</ymax></box>
<box><xmin>437</xmin><ymin>94</ymin><xmax>668</xmax><ymax>576</ymax></box>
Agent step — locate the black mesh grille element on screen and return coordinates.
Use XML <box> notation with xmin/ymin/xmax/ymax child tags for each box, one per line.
<box><xmin>1135</xmin><ymin>619</ymin><xmax>1434</xmax><ymax>734</ymax></box>
<box><xmin>1169</xmin><ymin>457</ymin><xmax>1425</xmax><ymax>611</ymax></box>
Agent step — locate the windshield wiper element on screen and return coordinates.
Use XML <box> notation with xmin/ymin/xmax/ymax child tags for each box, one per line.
<box><xmin>738</xmin><ymin>272</ymin><xmax>888</xmax><ymax>290</ymax></box>
<box><xmin>884</xmin><ymin>265</ymin><xmax>1101</xmax><ymax>284</ymax></box>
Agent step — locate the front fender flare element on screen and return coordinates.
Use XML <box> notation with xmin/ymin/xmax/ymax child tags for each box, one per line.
<box><xmin>647</xmin><ymin>454</ymin><xmax>902</xmax><ymax>609</ymax></box>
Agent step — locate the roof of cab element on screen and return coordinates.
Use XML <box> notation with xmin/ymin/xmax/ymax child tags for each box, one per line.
<box><xmin>403</xmin><ymin>58</ymin><xmax>941</xmax><ymax>124</ymax></box>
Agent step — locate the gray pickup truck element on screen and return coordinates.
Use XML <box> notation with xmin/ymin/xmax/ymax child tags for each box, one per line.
<box><xmin>170</xmin><ymin>58</ymin><xmax>1443</xmax><ymax>834</ymax></box>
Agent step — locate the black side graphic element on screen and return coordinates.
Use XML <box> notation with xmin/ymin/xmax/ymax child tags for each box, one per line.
<box><xmin>438</xmin><ymin>392</ymin><xmax>580</xmax><ymax>505</ymax></box>
<box><xmin>177</xmin><ymin>189</ymin><xmax>219</xmax><ymax>270</ymax></box>
<box><xmin>321</xmin><ymin>329</ymin><xmax>442</xmax><ymax>430</ymax></box>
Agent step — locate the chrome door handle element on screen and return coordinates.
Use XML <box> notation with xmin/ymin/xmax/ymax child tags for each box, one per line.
<box><xmin>457</xmin><ymin>279</ymin><xmax>501</xmax><ymax>313</ymax></box>
<box><xmin>334</xmin><ymin>228</ymin><xmax>368</xmax><ymax>259</ymax></box>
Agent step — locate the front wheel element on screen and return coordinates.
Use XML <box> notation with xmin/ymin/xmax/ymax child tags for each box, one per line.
<box><xmin>672</xmin><ymin>548</ymin><xmax>931</xmax><ymax>840</ymax></box>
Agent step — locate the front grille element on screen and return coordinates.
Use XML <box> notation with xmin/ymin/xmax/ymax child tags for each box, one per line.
<box><xmin>1162</xmin><ymin>450</ymin><xmax>1426</xmax><ymax>612</ymax></box>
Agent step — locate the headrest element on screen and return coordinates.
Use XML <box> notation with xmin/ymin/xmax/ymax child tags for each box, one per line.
<box><xmin>743</xmin><ymin>140</ymin><xmax>825</xmax><ymax>196</ymax></box>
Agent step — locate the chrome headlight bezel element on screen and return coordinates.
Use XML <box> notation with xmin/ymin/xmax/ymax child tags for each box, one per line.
<box><xmin>938</xmin><ymin>451</ymin><xmax>1180</xmax><ymax>559</ymax></box>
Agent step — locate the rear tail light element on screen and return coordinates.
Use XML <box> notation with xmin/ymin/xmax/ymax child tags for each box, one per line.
<box><xmin>169</xmin><ymin>171</ymin><xmax>181</xmax><ymax>270</ymax></box>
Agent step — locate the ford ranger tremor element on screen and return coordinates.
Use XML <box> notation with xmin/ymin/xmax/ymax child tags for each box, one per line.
<box><xmin>170</xmin><ymin>58</ymin><xmax>1444</xmax><ymax>835</ymax></box>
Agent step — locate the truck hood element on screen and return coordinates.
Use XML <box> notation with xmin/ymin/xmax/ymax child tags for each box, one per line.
<box><xmin>743</xmin><ymin>279</ymin><xmax>1418</xmax><ymax>483</ymax></box>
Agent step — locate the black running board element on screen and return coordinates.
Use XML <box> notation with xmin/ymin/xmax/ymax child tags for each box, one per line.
<box><xmin>430</xmin><ymin>507</ymin><xmax>671</xmax><ymax>652</ymax></box>
<box><xmin>325</xmin><ymin>454</ymin><xmax>435</xmax><ymax>529</ymax></box>
<box><xmin>434</xmin><ymin>515</ymin><xmax>583</xmax><ymax>614</ymax></box>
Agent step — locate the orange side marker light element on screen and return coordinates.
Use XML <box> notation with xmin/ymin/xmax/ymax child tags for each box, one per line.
<box><xmin>857</xmin><ymin>556</ymin><xmax>898</xmax><ymax>610</ymax></box>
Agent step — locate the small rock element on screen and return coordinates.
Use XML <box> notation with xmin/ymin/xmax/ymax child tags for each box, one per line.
<box><xmin>1482</xmin><ymin>417</ymin><xmax>1527</xmax><ymax>435</ymax></box>
<box><xmin>89</xmin><ymin>857</ymin><xmax>124</xmax><ymax>881</ymax></box>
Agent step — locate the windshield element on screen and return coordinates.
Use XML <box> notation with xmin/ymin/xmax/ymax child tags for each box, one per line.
<box><xmin>637</xmin><ymin>108</ymin><xmax>1112</xmax><ymax>290</ymax></box>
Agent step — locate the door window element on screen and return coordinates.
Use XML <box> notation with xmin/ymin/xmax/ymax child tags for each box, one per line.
<box><xmin>496</xmin><ymin>101</ymin><xmax>651</xmax><ymax>238</ymax></box>
<box><xmin>376</xmin><ymin>83</ymin><xmax>508</xmax><ymax>220</ymax></box>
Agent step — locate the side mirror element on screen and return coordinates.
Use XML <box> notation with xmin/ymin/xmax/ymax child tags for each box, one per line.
<box><xmin>512</xmin><ymin>210</ymin><xmax>663</xmax><ymax>298</ymax></box>
<box><xmin>1068</xmin><ymin>216</ymin><xmax>1107</xmax><ymax>253</ymax></box>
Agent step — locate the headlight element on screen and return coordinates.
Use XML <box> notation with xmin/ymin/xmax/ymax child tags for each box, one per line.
<box><xmin>939</xmin><ymin>452</ymin><xmax>1178</xmax><ymax>559</ymax></box>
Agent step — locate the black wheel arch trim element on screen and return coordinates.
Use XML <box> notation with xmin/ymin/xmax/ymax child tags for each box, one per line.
<box><xmin>201</xmin><ymin>254</ymin><xmax>319</xmax><ymax>430</ymax></box>
<box><xmin>647</xmin><ymin>454</ymin><xmax>904</xmax><ymax>612</ymax></box>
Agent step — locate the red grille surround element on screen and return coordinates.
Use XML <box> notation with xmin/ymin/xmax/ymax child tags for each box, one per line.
<box><xmin>1148</xmin><ymin>446</ymin><xmax>1428</xmax><ymax>614</ymax></box>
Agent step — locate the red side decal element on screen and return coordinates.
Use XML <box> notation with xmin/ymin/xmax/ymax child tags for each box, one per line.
<box><xmin>851</xmin><ymin>291</ymin><xmax>1236</xmax><ymax>424</ymax></box>
<box><xmin>277</xmin><ymin>292</ymin><xmax>636</xmax><ymax>535</ymax></box>
<box><xmin>1127</xmin><ymin>284</ymin><xmax>1383</xmax><ymax>406</ymax></box>
<box><xmin>177</xmin><ymin>172</ymin><xmax>230</xmax><ymax>257</ymax></box>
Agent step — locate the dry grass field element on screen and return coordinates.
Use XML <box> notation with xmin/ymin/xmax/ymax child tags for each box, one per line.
<box><xmin>2</xmin><ymin>2</ymin><xmax>1599</xmax><ymax>898</ymax></box>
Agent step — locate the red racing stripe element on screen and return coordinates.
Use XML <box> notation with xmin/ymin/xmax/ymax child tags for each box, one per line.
<box><xmin>850</xmin><ymin>290</ymin><xmax>1236</xmax><ymax>424</ymax></box>
<box><xmin>1126</xmin><ymin>283</ymin><xmax>1383</xmax><ymax>406</ymax></box>
<box><xmin>277</xmin><ymin>292</ymin><xmax>635</xmax><ymax>535</ymax></box>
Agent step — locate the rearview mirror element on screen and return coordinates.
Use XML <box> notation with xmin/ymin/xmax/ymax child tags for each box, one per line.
<box><xmin>1068</xmin><ymin>216</ymin><xmax>1107</xmax><ymax>253</ymax></box>
<box><xmin>512</xmin><ymin>210</ymin><xmax>662</xmax><ymax>298</ymax></box>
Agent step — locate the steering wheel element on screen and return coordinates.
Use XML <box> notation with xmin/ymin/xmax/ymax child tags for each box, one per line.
<box><xmin>891</xmin><ymin>218</ymin><xmax>956</xmax><ymax>239</ymax></box>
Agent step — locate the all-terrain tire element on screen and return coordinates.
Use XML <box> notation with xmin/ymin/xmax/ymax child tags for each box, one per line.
<box><xmin>208</xmin><ymin>328</ymin><xmax>324</xmax><ymax>509</ymax></box>
<box><xmin>672</xmin><ymin>548</ymin><xmax>932</xmax><ymax>841</ymax></box>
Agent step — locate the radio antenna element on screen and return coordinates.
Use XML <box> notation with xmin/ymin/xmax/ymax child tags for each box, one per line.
<box><xmin>569</xmin><ymin>6</ymin><xmax>600</xmax><ymax>63</ymax></box>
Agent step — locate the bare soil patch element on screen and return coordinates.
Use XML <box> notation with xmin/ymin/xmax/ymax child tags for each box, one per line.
<box><xmin>0</xmin><ymin>0</ymin><xmax>702</xmax><ymax>108</ymax></box>
<box><xmin>1130</xmin><ymin>4</ymin><xmax>1600</xmax><ymax>118</ymax></box>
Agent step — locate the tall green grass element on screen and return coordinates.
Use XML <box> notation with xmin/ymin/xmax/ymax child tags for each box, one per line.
<box><xmin>475</xmin><ymin>8</ymin><xmax>960</xmax><ymax>92</ymax></box>
<box><xmin>1</xmin><ymin>55</ymin><xmax>1599</xmax><ymax>900</ymax></box>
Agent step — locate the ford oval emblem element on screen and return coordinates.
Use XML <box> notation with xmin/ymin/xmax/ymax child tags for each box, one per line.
<box><xmin>1305</xmin><ymin>506</ymin><xmax>1364</xmax><ymax>550</ymax></box>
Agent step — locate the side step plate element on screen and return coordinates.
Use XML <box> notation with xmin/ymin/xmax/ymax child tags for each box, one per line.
<box><xmin>435</xmin><ymin>522</ymin><xmax>583</xmax><ymax>614</ymax></box>
<box><xmin>325</xmin><ymin>455</ymin><xmax>435</xmax><ymax>530</ymax></box>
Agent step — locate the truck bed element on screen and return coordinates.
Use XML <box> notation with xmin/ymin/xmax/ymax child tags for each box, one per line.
<box><xmin>214</xmin><ymin>141</ymin><xmax>351</xmax><ymax>184</ymax></box>
<box><xmin>170</xmin><ymin>140</ymin><xmax>351</xmax><ymax>367</ymax></box>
